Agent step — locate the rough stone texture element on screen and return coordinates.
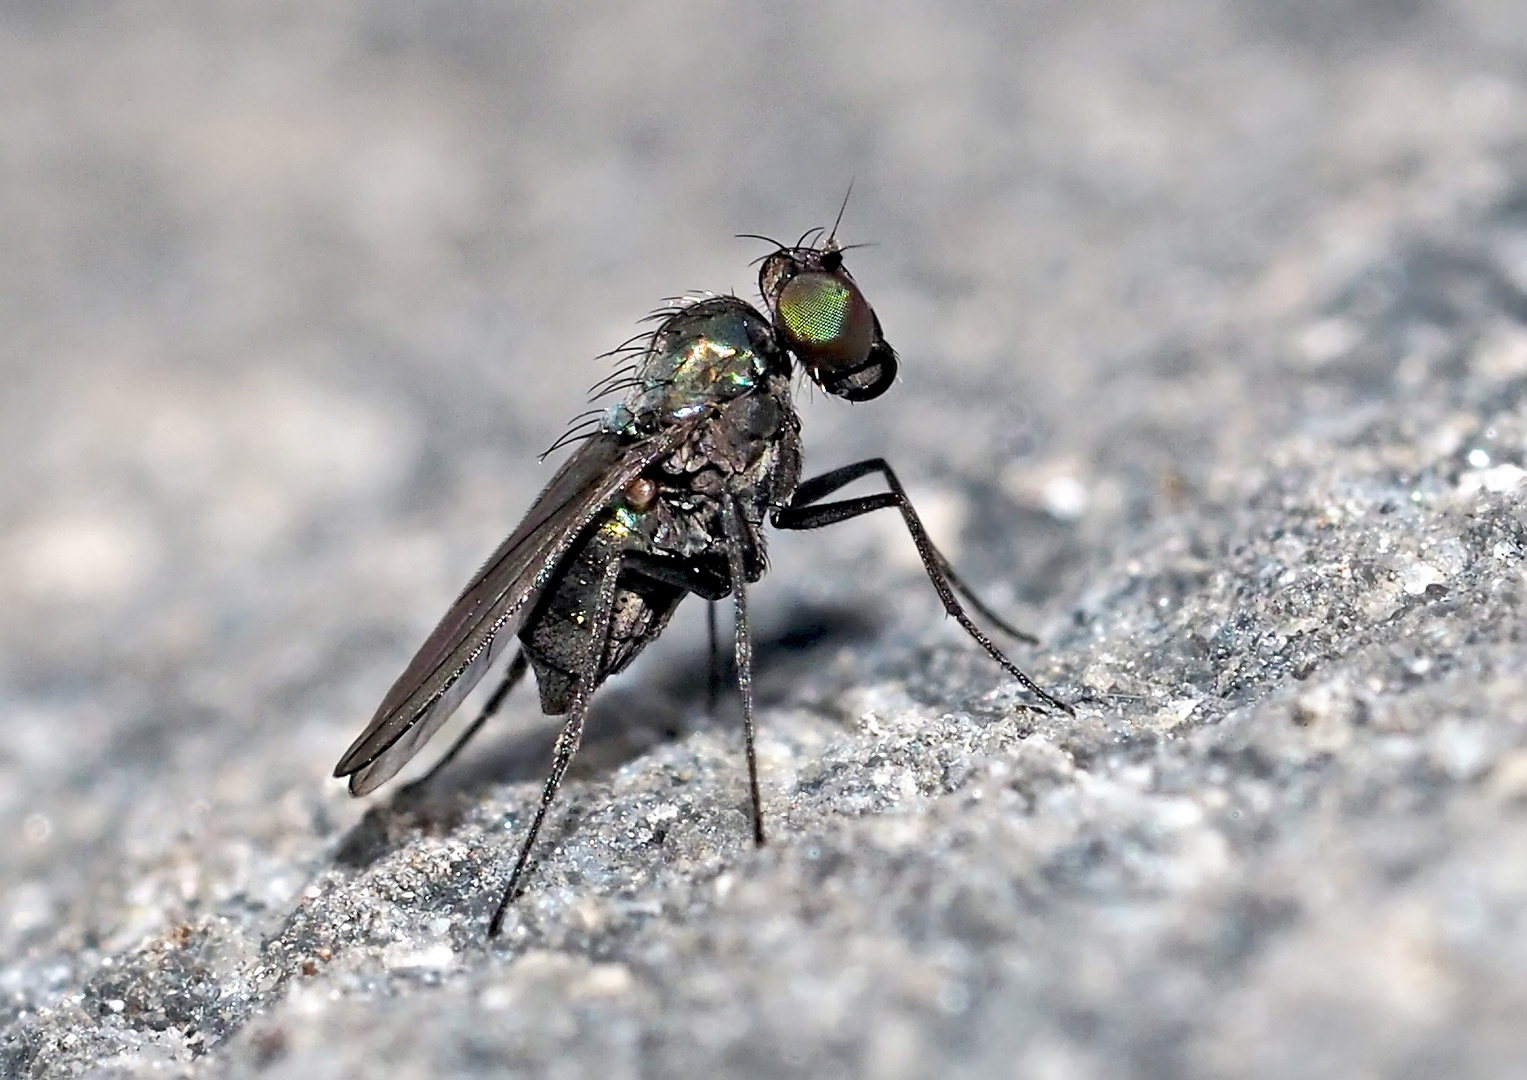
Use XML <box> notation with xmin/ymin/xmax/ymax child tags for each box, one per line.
<box><xmin>5</xmin><ymin>1</ymin><xmax>1527</xmax><ymax>1077</ymax></box>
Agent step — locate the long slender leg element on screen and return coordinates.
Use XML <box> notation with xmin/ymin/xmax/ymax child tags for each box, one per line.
<box><xmin>925</xmin><ymin>555</ymin><xmax>1037</xmax><ymax>644</ymax></box>
<box><xmin>488</xmin><ymin>556</ymin><xmax>623</xmax><ymax>938</ymax></box>
<box><xmin>706</xmin><ymin>600</ymin><xmax>722</xmax><ymax>714</ymax></box>
<box><xmin>399</xmin><ymin>649</ymin><xmax>530</xmax><ymax>797</ymax></box>
<box><xmin>773</xmin><ymin>459</ymin><xmax>1073</xmax><ymax>716</ymax></box>
<box><xmin>721</xmin><ymin>499</ymin><xmax>766</xmax><ymax>846</ymax></box>
<box><xmin>786</xmin><ymin>460</ymin><xmax>1036</xmax><ymax>643</ymax></box>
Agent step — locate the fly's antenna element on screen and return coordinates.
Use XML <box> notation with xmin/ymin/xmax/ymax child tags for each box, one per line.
<box><xmin>826</xmin><ymin>179</ymin><xmax>855</xmax><ymax>248</ymax></box>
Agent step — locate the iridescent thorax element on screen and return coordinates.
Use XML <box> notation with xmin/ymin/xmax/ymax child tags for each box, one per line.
<box><xmin>603</xmin><ymin>300</ymin><xmax>782</xmax><ymax>437</ymax></box>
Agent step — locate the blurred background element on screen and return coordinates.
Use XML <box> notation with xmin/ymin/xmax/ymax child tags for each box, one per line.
<box><xmin>4</xmin><ymin>0</ymin><xmax>1527</xmax><ymax>1071</ymax></box>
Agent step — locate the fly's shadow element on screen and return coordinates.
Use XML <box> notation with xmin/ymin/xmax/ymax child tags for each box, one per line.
<box><xmin>331</xmin><ymin>703</ymin><xmax>644</xmax><ymax>872</ymax></box>
<box><xmin>649</xmin><ymin>599</ymin><xmax>882</xmax><ymax>704</ymax></box>
<box><xmin>332</xmin><ymin>599</ymin><xmax>881</xmax><ymax>872</ymax></box>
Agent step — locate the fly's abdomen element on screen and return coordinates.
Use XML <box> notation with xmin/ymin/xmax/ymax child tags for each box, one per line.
<box><xmin>519</xmin><ymin>516</ymin><xmax>682</xmax><ymax>715</ymax></box>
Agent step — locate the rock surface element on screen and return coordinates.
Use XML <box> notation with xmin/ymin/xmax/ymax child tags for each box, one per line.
<box><xmin>5</xmin><ymin>1</ymin><xmax>1527</xmax><ymax>1077</ymax></box>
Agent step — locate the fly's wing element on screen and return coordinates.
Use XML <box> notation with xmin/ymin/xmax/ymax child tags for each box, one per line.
<box><xmin>334</xmin><ymin>423</ymin><xmax>695</xmax><ymax>795</ymax></box>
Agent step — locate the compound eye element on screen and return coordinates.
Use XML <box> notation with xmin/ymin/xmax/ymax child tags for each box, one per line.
<box><xmin>775</xmin><ymin>271</ymin><xmax>876</xmax><ymax>373</ymax></box>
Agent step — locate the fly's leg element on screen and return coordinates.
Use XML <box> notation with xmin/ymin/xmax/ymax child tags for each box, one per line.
<box><xmin>772</xmin><ymin>458</ymin><xmax>1072</xmax><ymax>716</ymax></box>
<box><xmin>399</xmin><ymin>649</ymin><xmax>530</xmax><ymax>799</ymax></box>
<box><xmin>786</xmin><ymin>461</ymin><xmax>1038</xmax><ymax>643</ymax></box>
<box><xmin>488</xmin><ymin>556</ymin><xmax>624</xmax><ymax>938</ymax></box>
<box><xmin>619</xmin><ymin>550</ymin><xmax>731</xmax><ymax>712</ymax></box>
<box><xmin>707</xmin><ymin>600</ymin><xmax>722</xmax><ymax>714</ymax></box>
<box><xmin>721</xmin><ymin>499</ymin><xmax>766</xmax><ymax>845</ymax></box>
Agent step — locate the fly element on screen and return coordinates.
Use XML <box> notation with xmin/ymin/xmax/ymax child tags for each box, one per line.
<box><xmin>334</xmin><ymin>206</ymin><xmax>1072</xmax><ymax>937</ymax></box>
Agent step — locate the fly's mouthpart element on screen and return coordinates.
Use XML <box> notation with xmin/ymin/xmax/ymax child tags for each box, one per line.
<box><xmin>816</xmin><ymin>342</ymin><xmax>899</xmax><ymax>402</ymax></box>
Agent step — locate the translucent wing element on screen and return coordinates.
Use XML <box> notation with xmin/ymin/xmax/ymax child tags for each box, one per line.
<box><xmin>334</xmin><ymin>423</ymin><xmax>695</xmax><ymax>794</ymax></box>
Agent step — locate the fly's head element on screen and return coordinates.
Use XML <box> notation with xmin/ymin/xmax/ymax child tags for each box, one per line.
<box><xmin>758</xmin><ymin>238</ymin><xmax>898</xmax><ymax>402</ymax></box>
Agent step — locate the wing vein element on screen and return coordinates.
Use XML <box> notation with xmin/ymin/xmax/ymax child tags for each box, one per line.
<box><xmin>334</xmin><ymin>421</ymin><xmax>698</xmax><ymax>791</ymax></box>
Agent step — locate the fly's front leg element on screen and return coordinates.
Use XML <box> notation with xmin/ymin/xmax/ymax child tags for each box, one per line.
<box><xmin>772</xmin><ymin>458</ymin><xmax>1072</xmax><ymax>715</ymax></box>
<box><xmin>489</xmin><ymin>555</ymin><xmax>624</xmax><ymax>938</ymax></box>
<box><xmin>785</xmin><ymin>460</ymin><xmax>1037</xmax><ymax>643</ymax></box>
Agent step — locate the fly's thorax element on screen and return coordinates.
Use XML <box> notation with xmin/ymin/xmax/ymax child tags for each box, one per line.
<box><xmin>594</xmin><ymin>380</ymin><xmax>797</xmax><ymax>568</ymax></box>
<box><xmin>593</xmin><ymin>474</ymin><xmax>708</xmax><ymax>560</ymax></box>
<box><xmin>603</xmin><ymin>297</ymin><xmax>787</xmax><ymax>437</ymax></box>
<box><xmin>597</xmin><ymin>471</ymin><xmax>731</xmax><ymax>562</ymax></box>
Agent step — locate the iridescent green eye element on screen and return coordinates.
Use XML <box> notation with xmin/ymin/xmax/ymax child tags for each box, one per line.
<box><xmin>777</xmin><ymin>274</ymin><xmax>853</xmax><ymax>345</ymax></box>
<box><xmin>774</xmin><ymin>270</ymin><xmax>874</xmax><ymax>372</ymax></box>
<box><xmin>758</xmin><ymin>244</ymin><xmax>897</xmax><ymax>401</ymax></box>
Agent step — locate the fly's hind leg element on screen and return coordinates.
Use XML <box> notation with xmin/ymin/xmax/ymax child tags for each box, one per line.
<box><xmin>772</xmin><ymin>458</ymin><xmax>1072</xmax><ymax>715</ymax></box>
<box><xmin>489</xmin><ymin>555</ymin><xmax>624</xmax><ymax>938</ymax></box>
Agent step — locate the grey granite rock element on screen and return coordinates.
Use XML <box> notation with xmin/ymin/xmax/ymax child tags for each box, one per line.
<box><xmin>6</xmin><ymin>1</ymin><xmax>1527</xmax><ymax>1077</ymax></box>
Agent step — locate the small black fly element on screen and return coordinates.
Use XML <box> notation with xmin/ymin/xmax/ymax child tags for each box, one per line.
<box><xmin>334</xmin><ymin>208</ymin><xmax>1072</xmax><ymax>937</ymax></box>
